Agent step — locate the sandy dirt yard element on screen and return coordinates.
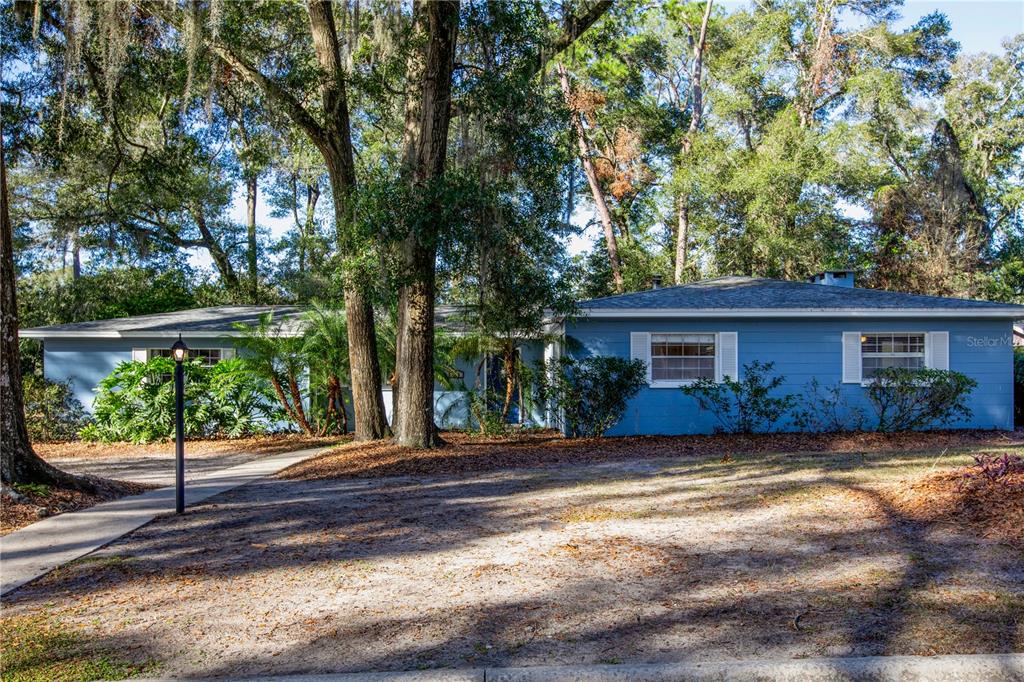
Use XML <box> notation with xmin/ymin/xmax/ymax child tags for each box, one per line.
<box><xmin>34</xmin><ymin>434</ymin><xmax>346</xmax><ymax>486</ymax></box>
<box><xmin>3</xmin><ymin>443</ymin><xmax>1022</xmax><ymax>678</ymax></box>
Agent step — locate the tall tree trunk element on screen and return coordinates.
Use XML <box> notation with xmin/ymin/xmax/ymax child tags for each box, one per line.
<box><xmin>326</xmin><ymin>164</ymin><xmax>390</xmax><ymax>441</ymax></box>
<box><xmin>1</xmin><ymin>133</ymin><xmax>96</xmax><ymax>491</ymax></box>
<box><xmin>246</xmin><ymin>174</ymin><xmax>258</xmax><ymax>302</ymax></box>
<box><xmin>196</xmin><ymin>0</ymin><xmax>390</xmax><ymax>439</ymax></box>
<box><xmin>303</xmin><ymin>181</ymin><xmax>319</xmax><ymax>268</ymax></box>
<box><xmin>71</xmin><ymin>227</ymin><xmax>81</xmax><ymax>279</ymax></box>
<box><xmin>558</xmin><ymin>63</ymin><xmax>624</xmax><ymax>293</ymax></box>
<box><xmin>500</xmin><ymin>346</ymin><xmax>516</xmax><ymax>421</ymax></box>
<box><xmin>674</xmin><ymin>198</ymin><xmax>690</xmax><ymax>283</ymax></box>
<box><xmin>308</xmin><ymin>0</ymin><xmax>389</xmax><ymax>440</ymax></box>
<box><xmin>394</xmin><ymin>0</ymin><xmax>459</xmax><ymax>448</ymax></box>
<box><xmin>673</xmin><ymin>0</ymin><xmax>713</xmax><ymax>285</ymax></box>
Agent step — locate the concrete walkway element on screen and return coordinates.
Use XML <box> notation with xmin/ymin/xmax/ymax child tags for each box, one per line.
<box><xmin>132</xmin><ymin>654</ymin><xmax>1024</xmax><ymax>681</ymax></box>
<box><xmin>0</xmin><ymin>445</ymin><xmax>330</xmax><ymax>596</ymax></box>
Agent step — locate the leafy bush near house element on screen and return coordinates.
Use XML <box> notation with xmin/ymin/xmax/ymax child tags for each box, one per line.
<box><xmin>538</xmin><ymin>356</ymin><xmax>647</xmax><ymax>437</ymax></box>
<box><xmin>790</xmin><ymin>378</ymin><xmax>866</xmax><ymax>433</ymax></box>
<box><xmin>21</xmin><ymin>374</ymin><xmax>88</xmax><ymax>442</ymax></box>
<box><xmin>1014</xmin><ymin>347</ymin><xmax>1024</xmax><ymax>426</ymax></box>
<box><xmin>865</xmin><ymin>367</ymin><xmax>977</xmax><ymax>432</ymax></box>
<box><xmin>680</xmin><ymin>360</ymin><xmax>796</xmax><ymax>434</ymax></box>
<box><xmin>80</xmin><ymin>357</ymin><xmax>279</xmax><ymax>443</ymax></box>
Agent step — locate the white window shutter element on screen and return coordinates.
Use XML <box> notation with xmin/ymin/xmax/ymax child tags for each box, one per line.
<box><xmin>132</xmin><ymin>348</ymin><xmax>148</xmax><ymax>363</ymax></box>
<box><xmin>928</xmin><ymin>331</ymin><xmax>949</xmax><ymax>370</ymax></box>
<box><xmin>842</xmin><ymin>332</ymin><xmax>862</xmax><ymax>383</ymax></box>
<box><xmin>630</xmin><ymin>332</ymin><xmax>651</xmax><ymax>383</ymax></box>
<box><xmin>718</xmin><ymin>332</ymin><xmax>738</xmax><ymax>382</ymax></box>
<box><xmin>221</xmin><ymin>347</ymin><xmax>236</xmax><ymax>360</ymax></box>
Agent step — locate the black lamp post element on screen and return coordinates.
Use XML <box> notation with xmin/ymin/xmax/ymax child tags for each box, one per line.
<box><xmin>170</xmin><ymin>334</ymin><xmax>189</xmax><ymax>514</ymax></box>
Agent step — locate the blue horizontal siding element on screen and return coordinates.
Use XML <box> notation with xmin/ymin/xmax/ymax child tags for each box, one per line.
<box><xmin>566</xmin><ymin>317</ymin><xmax>1014</xmax><ymax>435</ymax></box>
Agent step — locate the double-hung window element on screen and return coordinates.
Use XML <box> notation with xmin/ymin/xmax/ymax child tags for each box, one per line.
<box><xmin>860</xmin><ymin>333</ymin><xmax>925</xmax><ymax>379</ymax></box>
<box><xmin>147</xmin><ymin>348</ymin><xmax>223</xmax><ymax>367</ymax></box>
<box><xmin>650</xmin><ymin>333</ymin><xmax>716</xmax><ymax>382</ymax></box>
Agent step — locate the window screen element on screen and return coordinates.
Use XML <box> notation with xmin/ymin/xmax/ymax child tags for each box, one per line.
<box><xmin>651</xmin><ymin>333</ymin><xmax>715</xmax><ymax>381</ymax></box>
<box><xmin>861</xmin><ymin>333</ymin><xmax>925</xmax><ymax>379</ymax></box>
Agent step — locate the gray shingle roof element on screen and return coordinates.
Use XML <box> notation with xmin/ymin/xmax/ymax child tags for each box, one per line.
<box><xmin>21</xmin><ymin>304</ymin><xmax>477</xmax><ymax>338</ymax></box>
<box><xmin>20</xmin><ymin>305</ymin><xmax>305</xmax><ymax>337</ymax></box>
<box><xmin>577</xmin><ymin>276</ymin><xmax>1024</xmax><ymax>316</ymax></box>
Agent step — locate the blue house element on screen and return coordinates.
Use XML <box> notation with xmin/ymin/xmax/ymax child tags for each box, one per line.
<box><xmin>565</xmin><ymin>272</ymin><xmax>1023</xmax><ymax>434</ymax></box>
<box><xmin>20</xmin><ymin>271</ymin><xmax>1024</xmax><ymax>435</ymax></box>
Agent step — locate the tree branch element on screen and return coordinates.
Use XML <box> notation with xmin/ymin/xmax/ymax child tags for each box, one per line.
<box><xmin>526</xmin><ymin>1</ymin><xmax>613</xmax><ymax>79</ymax></box>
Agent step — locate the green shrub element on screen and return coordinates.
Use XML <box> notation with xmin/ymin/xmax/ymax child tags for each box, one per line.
<box><xmin>680</xmin><ymin>360</ymin><xmax>796</xmax><ymax>434</ymax></box>
<box><xmin>789</xmin><ymin>378</ymin><xmax>866</xmax><ymax>433</ymax></box>
<box><xmin>538</xmin><ymin>356</ymin><xmax>647</xmax><ymax>437</ymax></box>
<box><xmin>81</xmin><ymin>357</ymin><xmax>278</xmax><ymax>443</ymax></box>
<box><xmin>866</xmin><ymin>367</ymin><xmax>977</xmax><ymax>432</ymax></box>
<box><xmin>21</xmin><ymin>375</ymin><xmax>88</xmax><ymax>442</ymax></box>
<box><xmin>1014</xmin><ymin>347</ymin><xmax>1024</xmax><ymax>427</ymax></box>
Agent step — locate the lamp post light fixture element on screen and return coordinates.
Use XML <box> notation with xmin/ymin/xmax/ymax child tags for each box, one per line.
<box><xmin>170</xmin><ymin>334</ymin><xmax>189</xmax><ymax>514</ymax></box>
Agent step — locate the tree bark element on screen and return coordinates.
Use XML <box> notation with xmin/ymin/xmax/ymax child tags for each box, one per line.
<box><xmin>71</xmin><ymin>227</ymin><xmax>81</xmax><ymax>279</ymax></box>
<box><xmin>191</xmin><ymin>204</ymin><xmax>241</xmax><ymax>291</ymax></box>
<box><xmin>394</xmin><ymin>0</ymin><xmax>460</xmax><ymax>448</ymax></box>
<box><xmin>0</xmin><ymin>132</ymin><xmax>97</xmax><ymax>491</ymax></box>
<box><xmin>246</xmin><ymin>174</ymin><xmax>258</xmax><ymax>302</ymax></box>
<box><xmin>308</xmin><ymin>0</ymin><xmax>390</xmax><ymax>440</ymax></box>
<box><xmin>674</xmin><ymin>198</ymin><xmax>690</xmax><ymax>284</ymax></box>
<box><xmin>558</xmin><ymin>63</ymin><xmax>624</xmax><ymax>293</ymax></box>
<box><xmin>170</xmin><ymin>0</ymin><xmax>389</xmax><ymax>439</ymax></box>
<box><xmin>303</xmin><ymin>181</ymin><xmax>319</xmax><ymax>268</ymax></box>
<box><xmin>673</xmin><ymin>0</ymin><xmax>713</xmax><ymax>284</ymax></box>
<box><xmin>500</xmin><ymin>346</ymin><xmax>516</xmax><ymax>421</ymax></box>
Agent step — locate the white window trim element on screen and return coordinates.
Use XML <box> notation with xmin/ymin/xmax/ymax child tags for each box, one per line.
<box><xmin>144</xmin><ymin>347</ymin><xmax>230</xmax><ymax>366</ymax></box>
<box><xmin>857</xmin><ymin>331</ymin><xmax>929</xmax><ymax>386</ymax></box>
<box><xmin>648</xmin><ymin>332</ymin><xmax>719</xmax><ymax>389</ymax></box>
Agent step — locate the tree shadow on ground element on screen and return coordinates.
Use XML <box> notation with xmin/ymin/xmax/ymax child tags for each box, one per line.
<box><xmin>4</xmin><ymin>449</ymin><xmax>1022</xmax><ymax>676</ymax></box>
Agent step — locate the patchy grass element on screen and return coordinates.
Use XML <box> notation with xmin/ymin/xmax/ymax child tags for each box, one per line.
<box><xmin>0</xmin><ymin>613</ymin><xmax>158</xmax><ymax>682</ymax></box>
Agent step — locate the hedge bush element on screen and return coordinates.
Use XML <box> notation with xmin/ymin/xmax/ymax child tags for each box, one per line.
<box><xmin>680</xmin><ymin>360</ymin><xmax>796</xmax><ymax>434</ymax></box>
<box><xmin>538</xmin><ymin>355</ymin><xmax>647</xmax><ymax>437</ymax></box>
<box><xmin>865</xmin><ymin>367</ymin><xmax>976</xmax><ymax>432</ymax></box>
<box><xmin>22</xmin><ymin>374</ymin><xmax>88</xmax><ymax>442</ymax></box>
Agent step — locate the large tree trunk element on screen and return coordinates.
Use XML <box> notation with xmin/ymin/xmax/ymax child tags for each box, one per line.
<box><xmin>674</xmin><ymin>198</ymin><xmax>690</xmax><ymax>284</ymax></box>
<box><xmin>71</xmin><ymin>227</ymin><xmax>82</xmax><ymax>279</ymax></box>
<box><xmin>246</xmin><ymin>174</ymin><xmax>258</xmax><ymax>302</ymax></box>
<box><xmin>393</xmin><ymin>0</ymin><xmax>459</xmax><ymax>448</ymax></box>
<box><xmin>557</xmin><ymin>63</ymin><xmax>624</xmax><ymax>293</ymax></box>
<box><xmin>308</xmin><ymin>0</ymin><xmax>389</xmax><ymax>440</ymax></box>
<box><xmin>673</xmin><ymin>0</ymin><xmax>713</xmax><ymax>285</ymax></box>
<box><xmin>0</xmin><ymin>133</ymin><xmax>96</xmax><ymax>492</ymax></box>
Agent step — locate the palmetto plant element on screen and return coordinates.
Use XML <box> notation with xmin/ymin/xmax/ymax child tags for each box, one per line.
<box><xmin>81</xmin><ymin>357</ymin><xmax>276</xmax><ymax>443</ymax></box>
<box><xmin>232</xmin><ymin>312</ymin><xmax>314</xmax><ymax>434</ymax></box>
<box><xmin>302</xmin><ymin>304</ymin><xmax>350</xmax><ymax>435</ymax></box>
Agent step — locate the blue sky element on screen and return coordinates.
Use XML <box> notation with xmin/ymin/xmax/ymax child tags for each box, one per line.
<box><xmin>218</xmin><ymin>0</ymin><xmax>1024</xmax><ymax>271</ymax></box>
